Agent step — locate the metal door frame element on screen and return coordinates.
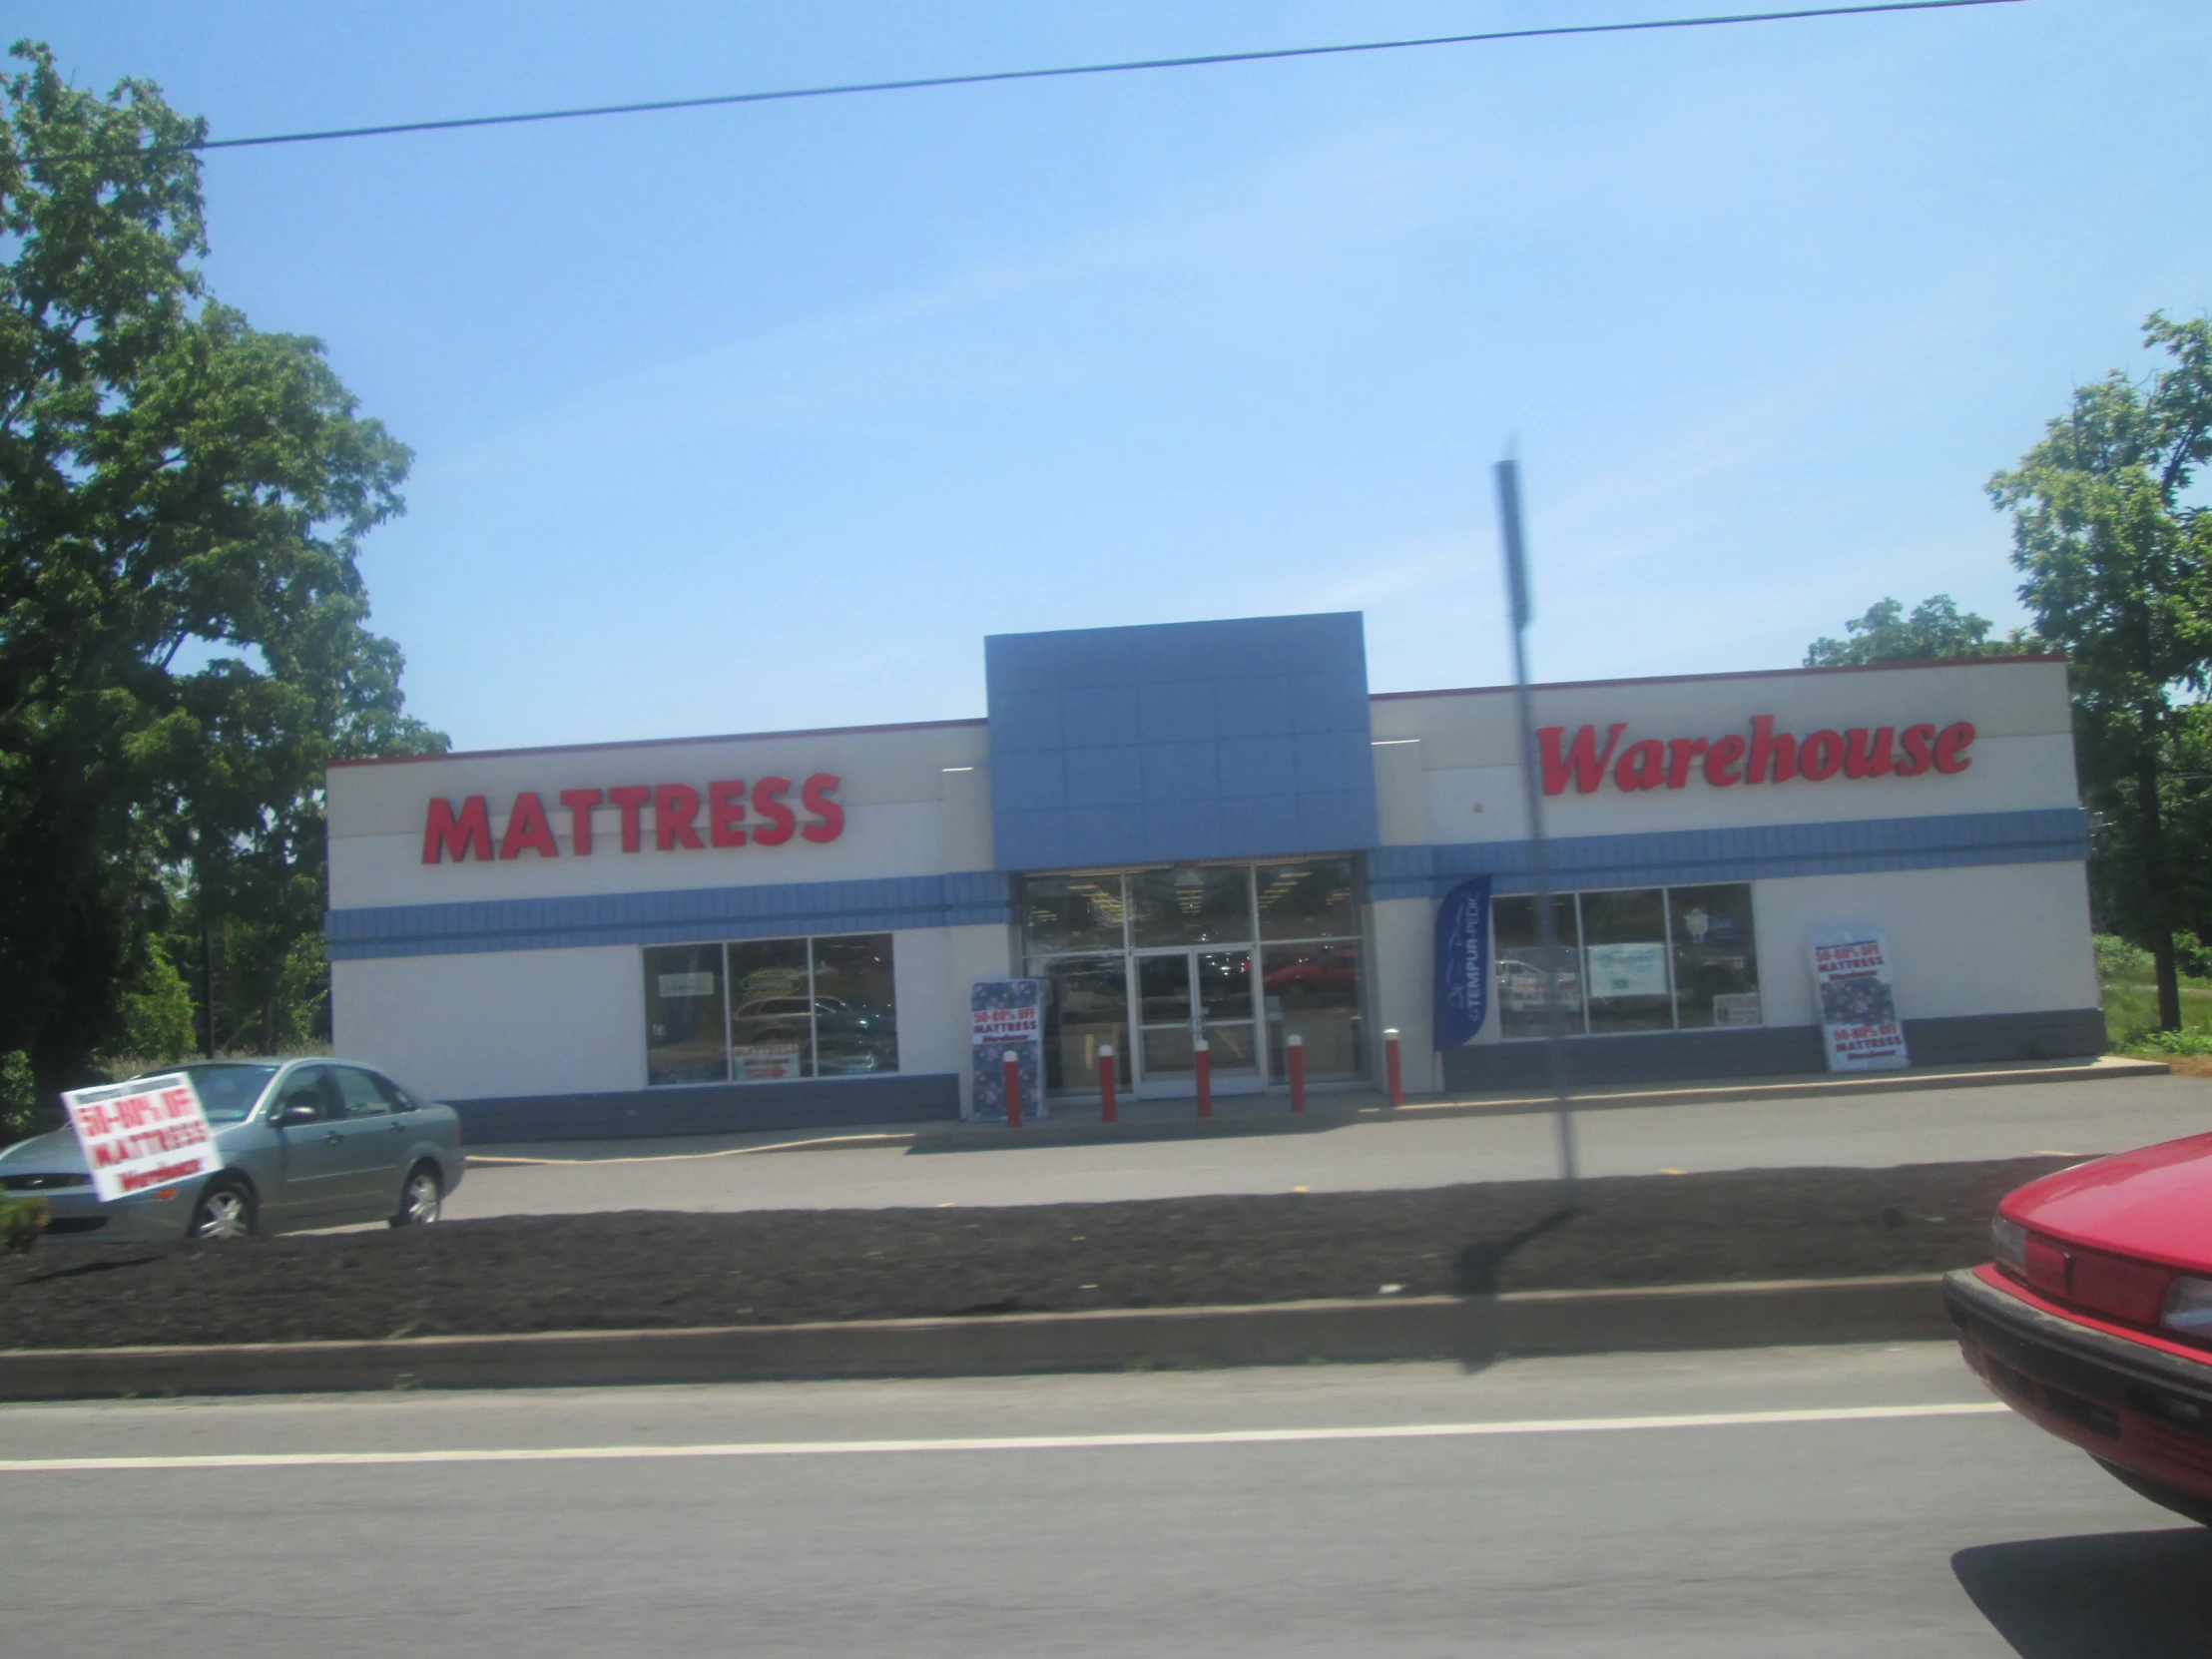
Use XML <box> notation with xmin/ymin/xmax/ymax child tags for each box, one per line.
<box><xmin>1129</xmin><ymin>944</ymin><xmax>1268</xmax><ymax>1099</ymax></box>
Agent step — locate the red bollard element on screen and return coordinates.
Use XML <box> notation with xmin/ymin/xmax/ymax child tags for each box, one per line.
<box><xmin>1383</xmin><ymin>1027</ymin><xmax>1402</xmax><ymax>1108</ymax></box>
<box><xmin>1099</xmin><ymin>1043</ymin><xmax>1117</xmax><ymax>1124</ymax></box>
<box><xmin>1003</xmin><ymin>1048</ymin><xmax>1023</xmax><ymax>1130</ymax></box>
<box><xmin>1194</xmin><ymin>1037</ymin><xmax>1212</xmax><ymax>1118</ymax></box>
<box><xmin>1287</xmin><ymin>1033</ymin><xmax>1306</xmax><ymax>1113</ymax></box>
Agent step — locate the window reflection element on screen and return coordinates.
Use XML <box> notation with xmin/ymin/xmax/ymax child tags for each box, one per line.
<box><xmin>1022</xmin><ymin>874</ymin><xmax>1126</xmax><ymax>955</ymax></box>
<box><xmin>1669</xmin><ymin>885</ymin><xmax>1761</xmax><ymax>1028</ymax></box>
<box><xmin>813</xmin><ymin>936</ymin><xmax>899</xmax><ymax>1075</ymax></box>
<box><xmin>1036</xmin><ymin>954</ymin><xmax>1128</xmax><ymax>1092</ymax></box>
<box><xmin>645</xmin><ymin>933</ymin><xmax>899</xmax><ymax>1085</ymax></box>
<box><xmin>1580</xmin><ymin>888</ymin><xmax>1673</xmax><ymax>1035</ymax></box>
<box><xmin>1128</xmin><ymin>865</ymin><xmax>1250</xmax><ymax>946</ymax></box>
<box><xmin>1492</xmin><ymin>894</ymin><xmax>1582</xmax><ymax>1041</ymax></box>
<box><xmin>727</xmin><ymin>938</ymin><xmax>813</xmax><ymax>1081</ymax></box>
<box><xmin>1256</xmin><ymin>859</ymin><xmax>1357</xmax><ymax>940</ymax></box>
<box><xmin>1262</xmin><ymin>940</ymin><xmax>1364</xmax><ymax>1080</ymax></box>
<box><xmin>1491</xmin><ymin>883</ymin><xmax>1761</xmax><ymax>1040</ymax></box>
<box><xmin>644</xmin><ymin>944</ymin><xmax>728</xmax><ymax>1085</ymax></box>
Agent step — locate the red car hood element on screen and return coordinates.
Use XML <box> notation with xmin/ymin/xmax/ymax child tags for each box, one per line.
<box><xmin>2002</xmin><ymin>1132</ymin><xmax>2212</xmax><ymax>1271</ymax></box>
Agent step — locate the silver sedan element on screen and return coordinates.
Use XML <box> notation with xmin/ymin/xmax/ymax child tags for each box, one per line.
<box><xmin>0</xmin><ymin>1058</ymin><xmax>466</xmax><ymax>1243</ymax></box>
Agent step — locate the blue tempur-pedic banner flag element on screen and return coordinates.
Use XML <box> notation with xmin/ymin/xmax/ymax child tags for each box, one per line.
<box><xmin>1434</xmin><ymin>876</ymin><xmax>1492</xmax><ymax>1048</ymax></box>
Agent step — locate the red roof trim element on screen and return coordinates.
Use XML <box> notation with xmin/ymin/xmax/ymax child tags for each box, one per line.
<box><xmin>1368</xmin><ymin>654</ymin><xmax>2066</xmax><ymax>703</ymax></box>
<box><xmin>326</xmin><ymin>715</ymin><xmax>991</xmax><ymax>771</ymax></box>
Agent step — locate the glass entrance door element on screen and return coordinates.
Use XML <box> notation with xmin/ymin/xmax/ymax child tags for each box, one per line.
<box><xmin>1134</xmin><ymin>948</ymin><xmax>1263</xmax><ymax>1097</ymax></box>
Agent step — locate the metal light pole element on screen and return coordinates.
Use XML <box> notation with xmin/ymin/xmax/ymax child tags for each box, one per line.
<box><xmin>1494</xmin><ymin>455</ymin><xmax>1579</xmax><ymax>1207</ymax></box>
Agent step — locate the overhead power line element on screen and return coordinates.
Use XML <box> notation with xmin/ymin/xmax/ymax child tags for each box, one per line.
<box><xmin>34</xmin><ymin>1</ymin><xmax>2027</xmax><ymax>166</ymax></box>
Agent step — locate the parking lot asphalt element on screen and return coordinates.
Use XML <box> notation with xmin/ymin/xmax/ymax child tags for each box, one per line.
<box><xmin>1</xmin><ymin>1342</ymin><xmax>2199</xmax><ymax>1657</ymax></box>
<box><xmin>439</xmin><ymin>1071</ymin><xmax>2212</xmax><ymax>1219</ymax></box>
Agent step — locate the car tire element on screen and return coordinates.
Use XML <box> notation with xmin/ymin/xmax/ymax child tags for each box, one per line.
<box><xmin>390</xmin><ymin>1161</ymin><xmax>443</xmax><ymax>1229</ymax></box>
<box><xmin>2093</xmin><ymin>1457</ymin><xmax>2212</xmax><ymax>1526</ymax></box>
<box><xmin>188</xmin><ymin>1176</ymin><xmax>257</xmax><ymax>1242</ymax></box>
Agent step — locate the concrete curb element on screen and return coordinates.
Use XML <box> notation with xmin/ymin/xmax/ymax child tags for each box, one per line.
<box><xmin>908</xmin><ymin>1057</ymin><xmax>2170</xmax><ymax>1152</ymax></box>
<box><xmin>0</xmin><ymin>1274</ymin><xmax>1951</xmax><ymax>1401</ymax></box>
<box><xmin>464</xmin><ymin>1056</ymin><xmax>2171</xmax><ymax>1163</ymax></box>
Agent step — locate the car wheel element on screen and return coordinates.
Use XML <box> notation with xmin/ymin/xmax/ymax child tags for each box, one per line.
<box><xmin>2094</xmin><ymin>1457</ymin><xmax>2212</xmax><ymax>1526</ymax></box>
<box><xmin>189</xmin><ymin>1177</ymin><xmax>257</xmax><ymax>1241</ymax></box>
<box><xmin>390</xmin><ymin>1161</ymin><xmax>443</xmax><ymax>1229</ymax></box>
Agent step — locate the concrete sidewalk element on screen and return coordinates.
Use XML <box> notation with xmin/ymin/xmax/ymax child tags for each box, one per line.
<box><xmin>468</xmin><ymin>1055</ymin><xmax>2165</xmax><ymax>1165</ymax></box>
<box><xmin>443</xmin><ymin>1057</ymin><xmax>2206</xmax><ymax>1220</ymax></box>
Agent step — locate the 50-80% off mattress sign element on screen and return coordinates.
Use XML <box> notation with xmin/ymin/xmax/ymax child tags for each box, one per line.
<box><xmin>61</xmin><ymin>1074</ymin><xmax>219</xmax><ymax>1203</ymax></box>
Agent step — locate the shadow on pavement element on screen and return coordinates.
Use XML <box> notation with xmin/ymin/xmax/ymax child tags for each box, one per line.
<box><xmin>1952</xmin><ymin>1527</ymin><xmax>2212</xmax><ymax>1657</ymax></box>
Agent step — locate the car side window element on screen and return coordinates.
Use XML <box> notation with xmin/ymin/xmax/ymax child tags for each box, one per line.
<box><xmin>370</xmin><ymin>1073</ymin><xmax>422</xmax><ymax>1113</ymax></box>
<box><xmin>332</xmin><ymin>1067</ymin><xmax>391</xmax><ymax>1119</ymax></box>
<box><xmin>275</xmin><ymin>1066</ymin><xmax>336</xmax><ymax>1122</ymax></box>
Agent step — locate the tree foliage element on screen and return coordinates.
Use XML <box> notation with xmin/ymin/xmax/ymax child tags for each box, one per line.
<box><xmin>0</xmin><ymin>41</ymin><xmax>443</xmax><ymax>1114</ymax></box>
<box><xmin>1804</xmin><ymin>594</ymin><xmax>2037</xmax><ymax>667</ymax></box>
<box><xmin>1988</xmin><ymin>311</ymin><xmax>2212</xmax><ymax>1028</ymax></box>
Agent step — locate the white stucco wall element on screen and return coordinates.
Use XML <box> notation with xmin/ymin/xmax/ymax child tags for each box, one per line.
<box><xmin>333</xmin><ymin>945</ymin><xmax>645</xmax><ymax>1102</ymax></box>
<box><xmin>1368</xmin><ymin>896</ymin><xmax>1441</xmax><ymax>1092</ymax></box>
<box><xmin>1752</xmin><ymin>861</ymin><xmax>2097</xmax><ymax>1026</ymax></box>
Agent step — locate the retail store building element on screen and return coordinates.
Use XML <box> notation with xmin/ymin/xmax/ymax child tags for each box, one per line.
<box><xmin>324</xmin><ymin>613</ymin><xmax>2102</xmax><ymax>1141</ymax></box>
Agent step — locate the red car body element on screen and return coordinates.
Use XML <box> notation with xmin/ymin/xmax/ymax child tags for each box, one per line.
<box><xmin>1946</xmin><ymin>1132</ymin><xmax>2212</xmax><ymax>1525</ymax></box>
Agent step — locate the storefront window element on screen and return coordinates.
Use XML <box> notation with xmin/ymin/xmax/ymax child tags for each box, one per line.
<box><xmin>1262</xmin><ymin>940</ymin><xmax>1365</xmax><ymax>1080</ymax></box>
<box><xmin>1256</xmin><ymin>858</ymin><xmax>1358</xmax><ymax>939</ymax></box>
<box><xmin>1128</xmin><ymin>865</ymin><xmax>1250</xmax><ymax>947</ymax></box>
<box><xmin>1580</xmin><ymin>887</ymin><xmax>1673</xmax><ymax>1035</ymax></box>
<box><xmin>1039</xmin><ymin>954</ymin><xmax>1130</xmax><ymax>1093</ymax></box>
<box><xmin>1669</xmin><ymin>884</ymin><xmax>1762</xmax><ymax>1029</ymax></box>
<box><xmin>1022</xmin><ymin>873</ymin><xmax>1126</xmax><ymax>955</ymax></box>
<box><xmin>727</xmin><ymin>938</ymin><xmax>813</xmax><ymax>1081</ymax></box>
<box><xmin>1020</xmin><ymin>858</ymin><xmax>1366</xmax><ymax>1095</ymax></box>
<box><xmin>644</xmin><ymin>944</ymin><xmax>728</xmax><ymax>1085</ymax></box>
<box><xmin>646</xmin><ymin>934</ymin><xmax>897</xmax><ymax>1085</ymax></box>
<box><xmin>812</xmin><ymin>935</ymin><xmax>900</xmax><ymax>1076</ymax></box>
<box><xmin>1491</xmin><ymin>884</ymin><xmax>1759</xmax><ymax>1040</ymax></box>
<box><xmin>1491</xmin><ymin>894</ymin><xmax>1582</xmax><ymax>1041</ymax></box>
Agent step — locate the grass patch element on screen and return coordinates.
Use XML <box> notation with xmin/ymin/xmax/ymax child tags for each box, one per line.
<box><xmin>2097</xmin><ymin>932</ymin><xmax>2212</xmax><ymax>1060</ymax></box>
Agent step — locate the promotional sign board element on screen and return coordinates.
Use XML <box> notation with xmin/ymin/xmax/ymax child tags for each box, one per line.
<box><xmin>1432</xmin><ymin>876</ymin><xmax>1492</xmax><ymax>1048</ymax></box>
<box><xmin>970</xmin><ymin>979</ymin><xmax>1046</xmax><ymax>1121</ymax></box>
<box><xmin>1807</xmin><ymin>929</ymin><xmax>1910</xmax><ymax>1072</ymax></box>
<box><xmin>1586</xmin><ymin>942</ymin><xmax>1670</xmax><ymax>1000</ymax></box>
<box><xmin>61</xmin><ymin>1073</ymin><xmax>220</xmax><ymax>1203</ymax></box>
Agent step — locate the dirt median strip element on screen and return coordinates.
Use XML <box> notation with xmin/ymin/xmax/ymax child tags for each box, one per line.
<box><xmin>0</xmin><ymin>1274</ymin><xmax>1961</xmax><ymax>1401</ymax></box>
<box><xmin>0</xmin><ymin>1156</ymin><xmax>2068</xmax><ymax>1355</ymax></box>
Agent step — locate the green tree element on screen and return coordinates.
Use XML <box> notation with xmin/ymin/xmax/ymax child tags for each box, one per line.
<box><xmin>0</xmin><ymin>41</ymin><xmax>443</xmax><ymax>1118</ymax></box>
<box><xmin>1989</xmin><ymin>311</ymin><xmax>2212</xmax><ymax>1031</ymax></box>
<box><xmin>1804</xmin><ymin>594</ymin><xmax>2039</xmax><ymax>667</ymax></box>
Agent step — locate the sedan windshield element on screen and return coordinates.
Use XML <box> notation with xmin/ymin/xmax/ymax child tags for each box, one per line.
<box><xmin>135</xmin><ymin>1063</ymin><xmax>280</xmax><ymax>1123</ymax></box>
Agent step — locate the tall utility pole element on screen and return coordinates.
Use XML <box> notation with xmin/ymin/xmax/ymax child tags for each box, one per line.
<box><xmin>1494</xmin><ymin>455</ymin><xmax>1578</xmax><ymax>1206</ymax></box>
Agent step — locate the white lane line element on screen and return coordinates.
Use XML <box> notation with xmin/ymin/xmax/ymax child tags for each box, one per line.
<box><xmin>0</xmin><ymin>1401</ymin><xmax>2007</xmax><ymax>1473</ymax></box>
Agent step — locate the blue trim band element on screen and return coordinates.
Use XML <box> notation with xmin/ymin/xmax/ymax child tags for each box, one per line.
<box><xmin>326</xmin><ymin>870</ymin><xmax>1015</xmax><ymax>961</ymax></box>
<box><xmin>1364</xmin><ymin>808</ymin><xmax>2088</xmax><ymax>901</ymax></box>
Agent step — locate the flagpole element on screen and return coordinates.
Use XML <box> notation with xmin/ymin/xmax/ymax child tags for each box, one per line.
<box><xmin>1494</xmin><ymin>455</ymin><xmax>1578</xmax><ymax>1208</ymax></box>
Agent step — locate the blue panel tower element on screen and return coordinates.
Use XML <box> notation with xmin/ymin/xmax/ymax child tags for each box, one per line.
<box><xmin>983</xmin><ymin>613</ymin><xmax>1379</xmax><ymax>872</ymax></box>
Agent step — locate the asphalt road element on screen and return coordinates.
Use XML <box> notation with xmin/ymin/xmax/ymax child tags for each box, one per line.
<box><xmin>2</xmin><ymin>1342</ymin><xmax>2203</xmax><ymax>1656</ymax></box>
<box><xmin>443</xmin><ymin>1072</ymin><xmax>2212</xmax><ymax>1218</ymax></box>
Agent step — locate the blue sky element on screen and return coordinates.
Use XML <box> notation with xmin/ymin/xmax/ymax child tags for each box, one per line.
<box><xmin>25</xmin><ymin>2</ymin><xmax>2212</xmax><ymax>750</ymax></box>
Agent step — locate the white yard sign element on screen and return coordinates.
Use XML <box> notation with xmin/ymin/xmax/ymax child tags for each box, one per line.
<box><xmin>62</xmin><ymin>1073</ymin><xmax>221</xmax><ymax>1202</ymax></box>
<box><xmin>1807</xmin><ymin>929</ymin><xmax>1910</xmax><ymax>1073</ymax></box>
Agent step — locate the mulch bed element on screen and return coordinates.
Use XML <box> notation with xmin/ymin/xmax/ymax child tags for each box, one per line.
<box><xmin>0</xmin><ymin>1157</ymin><xmax>2069</xmax><ymax>1351</ymax></box>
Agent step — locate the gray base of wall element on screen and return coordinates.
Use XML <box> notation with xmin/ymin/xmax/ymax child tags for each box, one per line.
<box><xmin>450</xmin><ymin>1074</ymin><xmax>961</xmax><ymax>1144</ymax></box>
<box><xmin>1438</xmin><ymin>1008</ymin><xmax>2108</xmax><ymax>1094</ymax></box>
